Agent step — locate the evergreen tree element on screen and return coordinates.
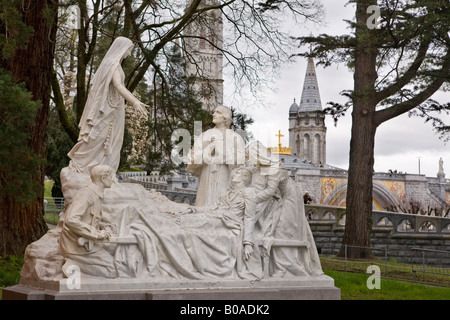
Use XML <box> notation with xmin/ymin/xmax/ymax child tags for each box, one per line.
<box><xmin>231</xmin><ymin>106</ymin><xmax>255</xmax><ymax>143</ymax></box>
<box><xmin>0</xmin><ymin>0</ymin><xmax>58</xmax><ymax>255</ymax></box>
<box><xmin>0</xmin><ymin>71</ymin><xmax>44</xmax><ymax>203</ymax></box>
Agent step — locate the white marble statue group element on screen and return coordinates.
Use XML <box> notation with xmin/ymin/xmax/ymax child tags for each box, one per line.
<box><xmin>21</xmin><ymin>37</ymin><xmax>323</xmax><ymax>285</ymax></box>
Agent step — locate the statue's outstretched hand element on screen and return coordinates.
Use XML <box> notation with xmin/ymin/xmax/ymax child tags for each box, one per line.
<box><xmin>134</xmin><ymin>101</ymin><xmax>149</xmax><ymax>116</ymax></box>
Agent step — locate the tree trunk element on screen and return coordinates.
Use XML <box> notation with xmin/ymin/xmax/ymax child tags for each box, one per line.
<box><xmin>51</xmin><ymin>71</ymin><xmax>79</xmax><ymax>143</ymax></box>
<box><xmin>76</xmin><ymin>0</ymin><xmax>89</xmax><ymax>124</ymax></box>
<box><xmin>340</xmin><ymin>108</ymin><xmax>377</xmax><ymax>259</ymax></box>
<box><xmin>338</xmin><ymin>0</ymin><xmax>378</xmax><ymax>259</ymax></box>
<box><xmin>0</xmin><ymin>0</ymin><xmax>58</xmax><ymax>256</ymax></box>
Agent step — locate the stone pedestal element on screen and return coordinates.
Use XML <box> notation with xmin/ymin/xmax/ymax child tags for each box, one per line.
<box><xmin>3</xmin><ymin>276</ymin><xmax>340</xmax><ymax>300</ymax></box>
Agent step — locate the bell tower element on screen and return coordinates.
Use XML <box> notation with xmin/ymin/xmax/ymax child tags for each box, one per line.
<box><xmin>184</xmin><ymin>0</ymin><xmax>224</xmax><ymax>112</ymax></box>
<box><xmin>289</xmin><ymin>57</ymin><xmax>326</xmax><ymax>166</ymax></box>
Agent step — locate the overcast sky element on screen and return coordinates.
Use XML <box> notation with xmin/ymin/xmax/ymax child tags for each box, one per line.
<box><xmin>223</xmin><ymin>0</ymin><xmax>449</xmax><ymax>178</ymax></box>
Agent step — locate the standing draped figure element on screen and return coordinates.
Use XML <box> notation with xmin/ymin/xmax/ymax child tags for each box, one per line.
<box><xmin>68</xmin><ymin>37</ymin><xmax>146</xmax><ymax>176</ymax></box>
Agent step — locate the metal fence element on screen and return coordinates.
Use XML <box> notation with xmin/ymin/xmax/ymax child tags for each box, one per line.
<box><xmin>320</xmin><ymin>244</ymin><xmax>450</xmax><ymax>287</ymax></box>
<box><xmin>44</xmin><ymin>197</ymin><xmax>64</xmax><ymax>224</ymax></box>
<box><xmin>341</xmin><ymin>245</ymin><xmax>390</xmax><ymax>272</ymax></box>
<box><xmin>410</xmin><ymin>247</ymin><xmax>450</xmax><ymax>281</ymax></box>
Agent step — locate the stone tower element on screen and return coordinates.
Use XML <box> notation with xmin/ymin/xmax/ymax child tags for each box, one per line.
<box><xmin>184</xmin><ymin>0</ymin><xmax>224</xmax><ymax>112</ymax></box>
<box><xmin>289</xmin><ymin>57</ymin><xmax>326</xmax><ymax>166</ymax></box>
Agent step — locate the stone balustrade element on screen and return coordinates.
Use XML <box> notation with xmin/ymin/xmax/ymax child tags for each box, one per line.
<box><xmin>156</xmin><ymin>189</ymin><xmax>196</xmax><ymax>205</ymax></box>
<box><xmin>118</xmin><ymin>171</ymin><xmax>147</xmax><ymax>178</ymax></box>
<box><xmin>126</xmin><ymin>175</ymin><xmax>197</xmax><ymax>204</ymax></box>
<box><xmin>305</xmin><ymin>204</ymin><xmax>450</xmax><ymax>265</ymax></box>
<box><xmin>371</xmin><ymin>210</ymin><xmax>450</xmax><ymax>234</ymax></box>
<box><xmin>305</xmin><ymin>204</ymin><xmax>450</xmax><ymax>234</ymax></box>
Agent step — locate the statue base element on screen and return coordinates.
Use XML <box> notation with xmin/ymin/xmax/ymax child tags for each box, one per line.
<box><xmin>3</xmin><ymin>276</ymin><xmax>340</xmax><ymax>300</ymax></box>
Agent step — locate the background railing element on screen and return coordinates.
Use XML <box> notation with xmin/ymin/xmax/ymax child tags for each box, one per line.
<box><xmin>43</xmin><ymin>197</ymin><xmax>64</xmax><ymax>224</ymax></box>
<box><xmin>305</xmin><ymin>204</ymin><xmax>450</xmax><ymax>234</ymax></box>
<box><xmin>320</xmin><ymin>244</ymin><xmax>450</xmax><ymax>287</ymax></box>
<box><xmin>410</xmin><ymin>247</ymin><xmax>450</xmax><ymax>280</ymax></box>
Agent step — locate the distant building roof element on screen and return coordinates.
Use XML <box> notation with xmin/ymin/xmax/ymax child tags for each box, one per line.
<box><xmin>276</xmin><ymin>154</ymin><xmax>318</xmax><ymax>170</ymax></box>
<box><xmin>289</xmin><ymin>99</ymin><xmax>300</xmax><ymax>114</ymax></box>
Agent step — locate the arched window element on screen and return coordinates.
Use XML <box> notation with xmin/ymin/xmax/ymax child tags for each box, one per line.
<box><xmin>303</xmin><ymin>134</ymin><xmax>310</xmax><ymax>161</ymax></box>
<box><xmin>313</xmin><ymin>134</ymin><xmax>320</xmax><ymax>164</ymax></box>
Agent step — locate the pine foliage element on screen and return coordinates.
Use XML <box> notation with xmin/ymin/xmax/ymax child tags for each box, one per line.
<box><xmin>0</xmin><ymin>70</ymin><xmax>44</xmax><ymax>203</ymax></box>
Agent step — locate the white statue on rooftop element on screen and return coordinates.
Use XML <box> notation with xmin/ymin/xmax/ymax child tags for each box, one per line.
<box><xmin>438</xmin><ymin>157</ymin><xmax>445</xmax><ymax>176</ymax></box>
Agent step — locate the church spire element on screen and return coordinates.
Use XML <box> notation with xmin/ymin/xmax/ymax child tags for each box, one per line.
<box><xmin>299</xmin><ymin>56</ymin><xmax>322</xmax><ymax>112</ymax></box>
<box><xmin>289</xmin><ymin>56</ymin><xmax>326</xmax><ymax>166</ymax></box>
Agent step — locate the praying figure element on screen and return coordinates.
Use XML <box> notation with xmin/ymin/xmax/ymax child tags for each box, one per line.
<box><xmin>187</xmin><ymin>106</ymin><xmax>246</xmax><ymax>206</ymax></box>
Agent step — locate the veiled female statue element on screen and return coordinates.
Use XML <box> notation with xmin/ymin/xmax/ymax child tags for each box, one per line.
<box><xmin>67</xmin><ymin>36</ymin><xmax>147</xmax><ymax>176</ymax></box>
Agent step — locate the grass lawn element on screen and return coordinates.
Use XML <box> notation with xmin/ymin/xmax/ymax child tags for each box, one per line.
<box><xmin>324</xmin><ymin>269</ymin><xmax>450</xmax><ymax>300</ymax></box>
<box><xmin>0</xmin><ymin>256</ymin><xmax>23</xmax><ymax>300</ymax></box>
<box><xmin>44</xmin><ymin>180</ymin><xmax>54</xmax><ymax>197</ymax></box>
<box><xmin>320</xmin><ymin>256</ymin><xmax>450</xmax><ymax>289</ymax></box>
